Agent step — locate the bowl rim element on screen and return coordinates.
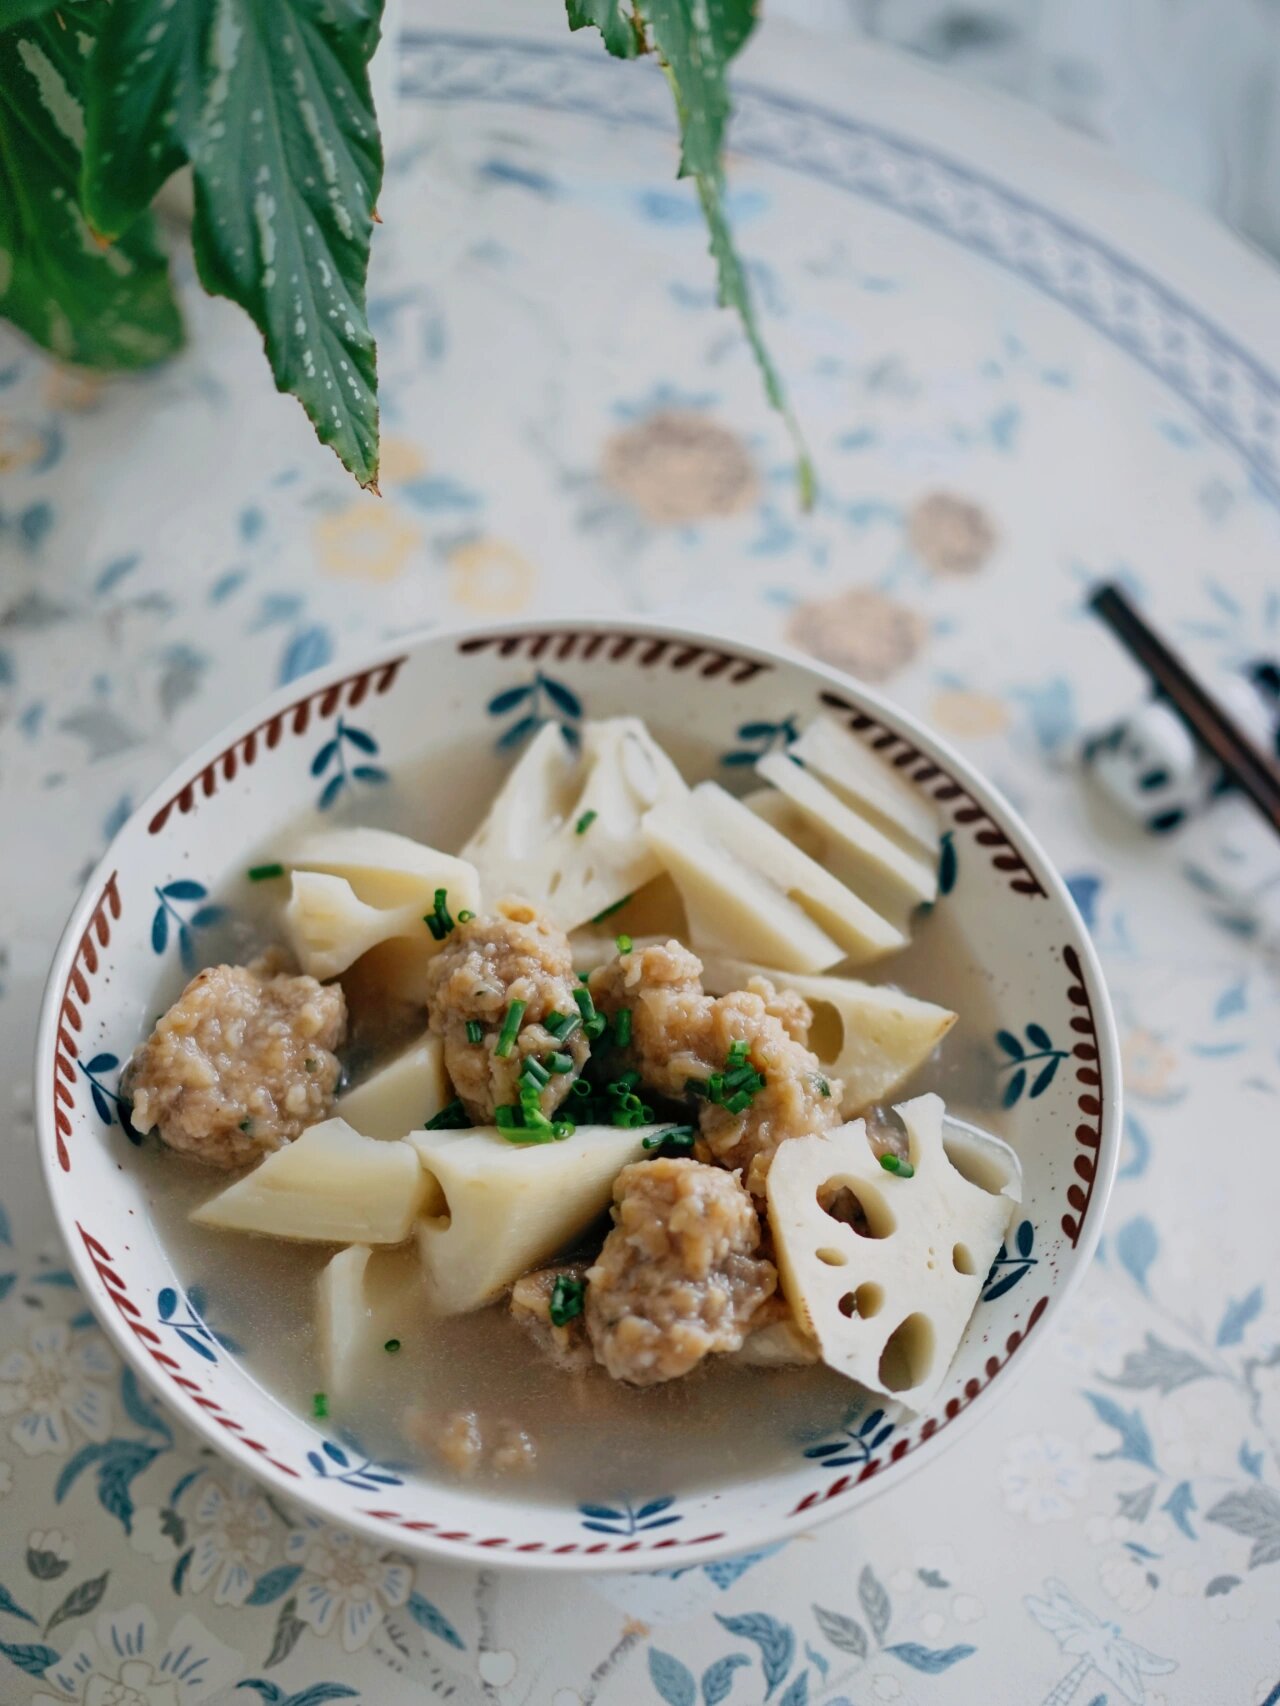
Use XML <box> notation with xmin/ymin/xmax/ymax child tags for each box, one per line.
<box><xmin>34</xmin><ymin>612</ymin><xmax>1123</xmax><ymax>1573</ymax></box>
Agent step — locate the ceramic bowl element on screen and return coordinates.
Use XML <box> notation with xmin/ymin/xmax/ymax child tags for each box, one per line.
<box><xmin>35</xmin><ymin>616</ymin><xmax>1121</xmax><ymax>1571</ymax></box>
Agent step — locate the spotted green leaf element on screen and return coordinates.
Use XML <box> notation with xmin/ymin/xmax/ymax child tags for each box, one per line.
<box><xmin>83</xmin><ymin>0</ymin><xmax>384</xmax><ymax>488</ymax></box>
<box><xmin>565</xmin><ymin>0</ymin><xmax>640</xmax><ymax>58</ymax></box>
<box><xmin>0</xmin><ymin>5</ymin><xmax>184</xmax><ymax>369</ymax></box>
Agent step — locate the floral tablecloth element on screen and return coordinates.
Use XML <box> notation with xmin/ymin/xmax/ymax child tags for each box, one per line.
<box><xmin>2</xmin><ymin>8</ymin><xmax>1279</xmax><ymax>1704</ymax></box>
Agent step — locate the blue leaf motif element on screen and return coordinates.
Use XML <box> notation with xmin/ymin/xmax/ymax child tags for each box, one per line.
<box><xmin>90</xmin><ymin>1086</ymin><xmax>113</xmax><ymax>1127</ymax></box>
<box><xmin>702</xmin><ymin>1653</ymin><xmax>750</xmax><ymax>1705</ymax></box>
<box><xmin>981</xmin><ymin>1263</ymin><xmax>1033</xmax><ymax>1302</ymax></box>
<box><xmin>1016</xmin><ymin>1219</ymin><xmax>1035</xmax><ymax>1259</ymax></box>
<box><xmin>778</xmin><ymin>1673</ymin><xmax>809</xmax><ymax>1706</ymax></box>
<box><xmin>321</xmin><ymin>1442</ymin><xmax>349</xmax><ymax>1465</ymax></box>
<box><xmin>310</xmin><ymin>740</ymin><xmax>339</xmax><ymax>777</ymax></box>
<box><xmin>885</xmin><ymin>1642</ymin><xmax>976</xmax><ymax>1673</ymax></box>
<box><xmin>246</xmin><ymin>1565</ymin><xmax>302</xmax><ymax>1606</ymax></box>
<box><xmin>157</xmin><ymin>1288</ymin><xmax>177</xmax><ymax>1321</ymax></box>
<box><xmin>737</xmin><ymin>722</ymin><xmax>779</xmax><ymax>740</ymax></box>
<box><xmin>178</xmin><ymin>927</ymin><xmax>196</xmax><ymax>972</ymax></box>
<box><xmin>405</xmin><ymin>1591</ymin><xmax>464</xmax><ymax>1649</ymax></box>
<box><xmin>54</xmin><ymin>1442</ymin><xmax>112</xmax><ymax>1503</ymax></box>
<box><xmin>286</xmin><ymin>1689</ymin><xmax>361</xmax><ymax>1706</ymax></box>
<box><xmin>1162</xmin><ymin>1480</ymin><xmax>1197</xmax><ymax>1539</ymax></box>
<box><xmin>0</xmin><ymin>1640</ymin><xmax>60</xmax><ymax>1677</ymax></box>
<box><xmin>1115</xmin><ymin>1216</ymin><xmax>1159</xmax><ymax>1293</ymax></box>
<box><xmin>497</xmin><ymin>713</ymin><xmax>542</xmax><ymax>750</ymax></box>
<box><xmin>636</xmin><ymin>1497</ymin><xmax>676</xmax><ymax>1521</ymax></box>
<box><xmin>995</xmin><ymin>1030</ymin><xmax>1024</xmax><ymax>1058</ymax></box>
<box><xmin>1214</xmin><ymin>980</ymin><xmax>1247</xmax><ymax>1020</ymax></box>
<box><xmin>1025</xmin><ymin>1022</ymin><xmax>1053</xmax><ymax>1050</ymax></box>
<box><xmin>85</xmin><ymin>1053</ymin><xmax>119</xmax><ymax>1075</ymax></box>
<box><xmin>719</xmin><ymin>751</ymin><xmax>759</xmax><ymax>767</ymax></box>
<box><xmin>937</xmin><ymin>832</ymin><xmax>958</xmax><ymax>895</ymax></box>
<box><xmin>1240</xmin><ymin>1441</ymin><xmax>1265</xmax><ymax>1480</ymax></box>
<box><xmin>858</xmin><ymin>1408</ymin><xmax>886</xmax><ymax>1438</ymax></box>
<box><xmin>1030</xmin><ymin>1057</ymin><xmax>1060</xmax><ymax>1097</ymax></box>
<box><xmin>713</xmin><ymin>1614</ymin><xmax>794</xmax><ymax>1697</ymax></box>
<box><xmin>317</xmin><ymin>773</ymin><xmax>346</xmax><ymax>811</ymax></box>
<box><xmin>161</xmin><ymin>880</ymin><xmax>207</xmax><ymax>901</ymax></box>
<box><xmin>0</xmin><ymin>1583</ymin><xmax>36</xmax><ymax>1625</ymax></box>
<box><xmin>340</xmin><ymin>724</ymin><xmax>378</xmax><ymax>754</ymax></box>
<box><xmin>120</xmin><ymin>1367</ymin><xmax>171</xmax><ymax>1441</ymax></box>
<box><xmin>487</xmin><ymin>684</ymin><xmax>534</xmax><ymax>715</ymax></box>
<box><xmin>1084</xmin><ymin>1391</ymin><xmax>1157</xmax><ymax>1470</ymax></box>
<box><xmin>351</xmin><ymin>765</ymin><xmax>388</xmax><ymax>785</ymax></box>
<box><xmin>279</xmin><ymin>625</ymin><xmax>334</xmax><ymax>685</ymax></box>
<box><xmin>579</xmin><ymin>1504</ymin><xmax>626</xmax><ymax>1522</ymax></box>
<box><xmin>541</xmin><ymin>676</ymin><xmax>583</xmax><ymax>719</ymax></box>
<box><xmin>1001</xmin><ymin>1068</ymin><xmax>1026</xmax><ymax>1108</ymax></box>
<box><xmin>648</xmin><ymin>1648</ymin><xmax>696</xmax><ymax>1706</ymax></box>
<box><xmin>175</xmin><ymin>1327</ymin><xmax>218</xmax><ymax>1363</ymax></box>
<box><xmin>639</xmin><ymin>1513</ymin><xmax>682</xmax><ymax>1530</ymax></box>
<box><xmin>171</xmin><ymin>1548</ymin><xmax>192</xmax><ymax>1595</ymax></box>
<box><xmin>151</xmin><ymin>907</ymin><xmax>168</xmax><ymax>956</ymax></box>
<box><xmin>96</xmin><ymin>1439</ymin><xmax>160</xmax><ymax>1531</ymax></box>
<box><xmin>1216</xmin><ymin>1286</ymin><xmax>1263</xmax><ymax>1347</ymax></box>
<box><xmin>858</xmin><ymin>1566</ymin><xmax>891</xmax><ymax>1644</ymax></box>
<box><xmin>190</xmin><ymin>905</ymin><xmax>227</xmax><ymax>930</ymax></box>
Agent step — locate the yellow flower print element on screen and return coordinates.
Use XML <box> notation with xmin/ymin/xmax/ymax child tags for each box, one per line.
<box><xmin>907</xmin><ymin>491</ymin><xmax>998</xmax><ymax>575</ymax></box>
<box><xmin>448</xmin><ymin>535</ymin><xmax>537</xmax><ymax>615</ymax></box>
<box><xmin>378</xmin><ymin>435</ymin><xmax>427</xmax><ymax>486</ymax></box>
<box><xmin>929</xmin><ymin>688</ymin><xmax>1010</xmax><ymax>739</ymax></box>
<box><xmin>602</xmin><ymin>410</ymin><xmax>758</xmax><ymax>524</ymax></box>
<box><xmin>787</xmin><ymin>585</ymin><xmax>926</xmax><ymax>684</ymax></box>
<box><xmin>1120</xmin><ymin>1028</ymin><xmax>1179</xmax><ymax>1099</ymax></box>
<box><xmin>313</xmin><ymin>500</ymin><xmax>421</xmax><ymax>582</ymax></box>
<box><xmin>43</xmin><ymin>367</ymin><xmax>105</xmax><ymax>412</ymax></box>
<box><xmin>0</xmin><ymin>417</ymin><xmax>48</xmax><ymax>475</ymax></box>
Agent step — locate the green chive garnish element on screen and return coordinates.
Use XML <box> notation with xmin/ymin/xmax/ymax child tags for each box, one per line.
<box><xmin>238</xmin><ymin>1118</ymin><xmax>253</xmax><ymax>1133</ymax></box>
<box><xmin>384</xmin><ymin>1338</ymin><xmax>401</xmax><ymax>1353</ymax></box>
<box><xmin>466</xmin><ymin>1020</ymin><xmax>484</xmax><ymax>1045</ymax></box>
<box><xmin>549</xmin><ymin>1274</ymin><xmax>586</xmax><ymax>1326</ymax></box>
<box><xmin>880</xmin><ymin>1154</ymin><xmax>915</xmax><ymax>1178</ymax></box>
<box><xmin>615</xmin><ymin>933</ymin><xmax>633</xmax><ymax>954</ymax></box>
<box><xmin>591</xmin><ymin>894</ymin><xmax>632</xmax><ymax>925</ymax></box>
<box><xmin>575</xmin><ymin>810</ymin><xmax>598</xmax><ymax>835</ymax></box>
<box><xmin>520</xmin><ymin>1055</ymin><xmax>550</xmax><ymax>1088</ymax></box>
<box><xmin>312</xmin><ymin>1392</ymin><xmax>328</xmax><ymax>1419</ymax></box>
<box><xmin>573</xmin><ymin>987</ymin><xmax>605</xmax><ymax>1037</ymax></box>
<box><xmin>495</xmin><ymin>999</ymin><xmax>527</xmax><ymax>1058</ymax></box>
<box><xmin>727</xmin><ymin>1039</ymin><xmax>750</xmax><ymax>1066</ymax></box>
<box><xmin>614</xmin><ymin>1008</ymin><xmax>632</xmax><ymax>1049</ymax></box>
<box><xmin>458</xmin><ymin>909</ymin><xmax>475</xmax><ymax>923</ymax></box>
<box><xmin>425</xmin><ymin>1098</ymin><xmax>471</xmax><ymax>1130</ymax></box>
<box><xmin>247</xmin><ymin>862</ymin><xmax>285</xmax><ymax>882</ymax></box>
<box><xmin>643</xmin><ymin>1124</ymin><xmax>696</xmax><ymax>1158</ymax></box>
<box><xmin>544</xmin><ymin>1010</ymin><xmax>581</xmax><ymax>1043</ymax></box>
<box><xmin>546</xmin><ymin>1051</ymin><xmax>575</xmax><ymax>1075</ymax></box>
<box><xmin>815</xmin><ymin>1075</ymin><xmax>831</xmax><ymax>1097</ymax></box>
<box><xmin>723</xmin><ymin>1090</ymin><xmax>753</xmax><ymax>1115</ymax></box>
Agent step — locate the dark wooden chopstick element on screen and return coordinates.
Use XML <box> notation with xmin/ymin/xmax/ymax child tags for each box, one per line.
<box><xmin>1088</xmin><ymin>582</ymin><xmax>1280</xmax><ymax>836</ymax></box>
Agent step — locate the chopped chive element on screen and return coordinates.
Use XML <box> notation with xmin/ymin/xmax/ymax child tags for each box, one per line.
<box><xmin>578</xmin><ymin>971</ymin><xmax>591</xmax><ymax>985</ymax></box>
<box><xmin>238</xmin><ymin>1118</ymin><xmax>253</xmax><ymax>1133</ymax></box>
<box><xmin>495</xmin><ymin>1104</ymin><xmax>521</xmax><ymax>1129</ymax></box>
<box><xmin>643</xmin><ymin>1124</ymin><xmax>696</xmax><ymax>1158</ymax></box>
<box><xmin>552</xmin><ymin>1120</ymin><xmax>575</xmax><ymax>1140</ymax></box>
<box><xmin>425</xmin><ymin>1097</ymin><xmax>472</xmax><ymax>1130</ymax></box>
<box><xmin>615</xmin><ymin>933</ymin><xmax>633</xmax><ymax>954</ymax></box>
<box><xmin>573</xmin><ymin>986</ymin><xmax>597</xmax><ymax>1023</ymax></box>
<box><xmin>546</xmin><ymin>1051</ymin><xmax>575</xmax><ymax>1075</ymax></box>
<box><xmin>879</xmin><ymin>1154</ymin><xmax>915</xmax><ymax>1178</ymax></box>
<box><xmin>520</xmin><ymin>1056</ymin><xmax>551</xmax><ymax>1089</ymax></box>
<box><xmin>495</xmin><ymin>999</ymin><xmax>527</xmax><ymax>1058</ymax></box>
<box><xmin>384</xmin><ymin>1338</ymin><xmax>401</xmax><ymax>1353</ymax></box>
<box><xmin>549</xmin><ymin>1273</ymin><xmax>586</xmax><ymax>1326</ymax></box>
<box><xmin>707</xmin><ymin>1073</ymin><xmax>725</xmax><ymax>1102</ymax></box>
<box><xmin>585</xmin><ymin>1015</ymin><xmax>606</xmax><ymax>1040</ymax></box>
<box><xmin>727</xmin><ymin>1039</ymin><xmax>750</xmax><ymax>1066</ymax></box>
<box><xmin>614</xmin><ymin>1008</ymin><xmax>632</xmax><ymax>1049</ymax></box>
<box><xmin>575</xmin><ymin>810</ymin><xmax>598</xmax><ymax>836</ymax></box>
<box><xmin>815</xmin><ymin>1075</ymin><xmax>831</xmax><ymax>1098</ymax></box>
<box><xmin>570</xmin><ymin>1079</ymin><xmax>593</xmax><ymax>1101</ymax></box>
<box><xmin>611</xmin><ymin>1069</ymin><xmax>640</xmax><ymax>1092</ymax></box>
<box><xmin>247</xmin><ymin>862</ymin><xmax>285</xmax><ymax>882</ymax></box>
<box><xmin>458</xmin><ymin>909</ymin><xmax>476</xmax><ymax>923</ymax></box>
<box><xmin>685</xmin><ymin>1077</ymin><xmax>708</xmax><ymax>1099</ymax></box>
<box><xmin>544</xmin><ymin>1010</ymin><xmax>572</xmax><ymax>1039</ymax></box>
<box><xmin>312</xmin><ymin>1392</ymin><xmax>328</xmax><ymax>1419</ymax></box>
<box><xmin>424</xmin><ymin>914</ymin><xmax>447</xmax><ymax>941</ymax></box>
<box><xmin>590</xmin><ymin>894</ymin><xmax>633</xmax><ymax>925</ymax></box>
<box><xmin>723</xmin><ymin>1089</ymin><xmax>754</xmax><ymax>1115</ymax></box>
<box><xmin>466</xmin><ymin>1020</ymin><xmax>484</xmax><ymax>1045</ymax></box>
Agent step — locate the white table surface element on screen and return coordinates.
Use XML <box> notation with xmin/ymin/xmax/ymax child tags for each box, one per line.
<box><xmin>2</xmin><ymin>7</ymin><xmax>1279</xmax><ymax>1703</ymax></box>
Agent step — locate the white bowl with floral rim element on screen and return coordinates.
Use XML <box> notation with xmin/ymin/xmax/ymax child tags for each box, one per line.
<box><xmin>35</xmin><ymin>616</ymin><xmax>1121</xmax><ymax>1572</ymax></box>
